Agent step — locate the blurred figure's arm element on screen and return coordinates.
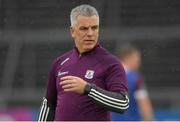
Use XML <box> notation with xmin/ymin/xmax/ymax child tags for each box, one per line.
<box><xmin>135</xmin><ymin>77</ymin><xmax>154</xmax><ymax>121</ymax></box>
<box><xmin>136</xmin><ymin>91</ymin><xmax>154</xmax><ymax>121</ymax></box>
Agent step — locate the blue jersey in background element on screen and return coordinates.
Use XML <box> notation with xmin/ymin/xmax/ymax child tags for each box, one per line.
<box><xmin>112</xmin><ymin>70</ymin><xmax>144</xmax><ymax>121</ymax></box>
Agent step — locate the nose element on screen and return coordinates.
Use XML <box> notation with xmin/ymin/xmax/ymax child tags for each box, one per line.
<box><xmin>87</xmin><ymin>28</ymin><xmax>93</xmax><ymax>36</ymax></box>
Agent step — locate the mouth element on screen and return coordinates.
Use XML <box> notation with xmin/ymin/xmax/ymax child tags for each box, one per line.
<box><xmin>84</xmin><ymin>39</ymin><xmax>95</xmax><ymax>42</ymax></box>
<box><xmin>84</xmin><ymin>39</ymin><xmax>94</xmax><ymax>44</ymax></box>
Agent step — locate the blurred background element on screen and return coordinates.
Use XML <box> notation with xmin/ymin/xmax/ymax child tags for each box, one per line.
<box><xmin>0</xmin><ymin>0</ymin><xmax>180</xmax><ymax>121</ymax></box>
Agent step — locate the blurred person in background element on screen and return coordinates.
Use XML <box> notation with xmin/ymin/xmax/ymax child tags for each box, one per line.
<box><xmin>111</xmin><ymin>45</ymin><xmax>154</xmax><ymax>121</ymax></box>
<box><xmin>38</xmin><ymin>4</ymin><xmax>129</xmax><ymax>121</ymax></box>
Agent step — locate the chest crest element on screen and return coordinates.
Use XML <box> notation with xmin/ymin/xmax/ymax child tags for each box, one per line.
<box><xmin>85</xmin><ymin>70</ymin><xmax>95</xmax><ymax>79</ymax></box>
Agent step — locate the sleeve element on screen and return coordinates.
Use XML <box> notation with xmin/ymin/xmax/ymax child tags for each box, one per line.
<box><xmin>134</xmin><ymin>75</ymin><xmax>149</xmax><ymax>99</ymax></box>
<box><xmin>84</xmin><ymin>63</ymin><xmax>129</xmax><ymax>113</ymax></box>
<box><xmin>38</xmin><ymin>62</ymin><xmax>57</xmax><ymax>121</ymax></box>
<box><xmin>84</xmin><ymin>83</ymin><xmax>129</xmax><ymax>113</ymax></box>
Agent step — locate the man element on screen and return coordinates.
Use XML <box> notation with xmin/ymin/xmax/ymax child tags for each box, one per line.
<box><xmin>112</xmin><ymin>45</ymin><xmax>153</xmax><ymax>121</ymax></box>
<box><xmin>38</xmin><ymin>4</ymin><xmax>129</xmax><ymax>121</ymax></box>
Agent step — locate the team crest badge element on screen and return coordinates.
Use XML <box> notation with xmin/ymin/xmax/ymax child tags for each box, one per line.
<box><xmin>85</xmin><ymin>70</ymin><xmax>95</xmax><ymax>79</ymax></box>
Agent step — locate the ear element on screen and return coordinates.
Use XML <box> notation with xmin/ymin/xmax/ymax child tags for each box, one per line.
<box><xmin>70</xmin><ymin>26</ymin><xmax>75</xmax><ymax>38</ymax></box>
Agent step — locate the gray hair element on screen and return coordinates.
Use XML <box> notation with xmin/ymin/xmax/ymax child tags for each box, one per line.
<box><xmin>70</xmin><ymin>4</ymin><xmax>99</xmax><ymax>26</ymax></box>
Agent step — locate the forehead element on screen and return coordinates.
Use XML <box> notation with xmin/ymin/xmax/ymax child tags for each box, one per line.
<box><xmin>75</xmin><ymin>15</ymin><xmax>99</xmax><ymax>27</ymax></box>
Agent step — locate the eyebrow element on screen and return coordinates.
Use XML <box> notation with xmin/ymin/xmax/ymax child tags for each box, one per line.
<box><xmin>79</xmin><ymin>25</ymin><xmax>99</xmax><ymax>30</ymax></box>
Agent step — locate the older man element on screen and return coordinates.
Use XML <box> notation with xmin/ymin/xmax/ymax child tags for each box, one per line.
<box><xmin>38</xmin><ymin>4</ymin><xmax>129</xmax><ymax>121</ymax></box>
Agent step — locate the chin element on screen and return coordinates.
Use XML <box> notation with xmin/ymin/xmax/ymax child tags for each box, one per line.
<box><xmin>84</xmin><ymin>45</ymin><xmax>95</xmax><ymax>51</ymax></box>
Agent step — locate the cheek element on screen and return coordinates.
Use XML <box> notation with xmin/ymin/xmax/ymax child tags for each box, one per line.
<box><xmin>95</xmin><ymin>33</ymin><xmax>99</xmax><ymax>40</ymax></box>
<box><xmin>75</xmin><ymin>32</ymin><xmax>84</xmax><ymax>40</ymax></box>
<box><xmin>74</xmin><ymin>36</ymin><xmax>83</xmax><ymax>47</ymax></box>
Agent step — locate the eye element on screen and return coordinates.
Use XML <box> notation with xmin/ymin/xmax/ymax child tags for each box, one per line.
<box><xmin>91</xmin><ymin>25</ymin><xmax>99</xmax><ymax>30</ymax></box>
<box><xmin>79</xmin><ymin>26</ymin><xmax>88</xmax><ymax>31</ymax></box>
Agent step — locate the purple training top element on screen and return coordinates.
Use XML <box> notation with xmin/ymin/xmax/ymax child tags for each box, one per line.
<box><xmin>45</xmin><ymin>44</ymin><xmax>128</xmax><ymax>121</ymax></box>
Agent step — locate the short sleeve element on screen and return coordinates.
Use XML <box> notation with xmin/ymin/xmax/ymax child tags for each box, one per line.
<box><xmin>134</xmin><ymin>75</ymin><xmax>149</xmax><ymax>98</ymax></box>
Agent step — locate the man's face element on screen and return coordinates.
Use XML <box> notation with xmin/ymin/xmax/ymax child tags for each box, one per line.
<box><xmin>70</xmin><ymin>15</ymin><xmax>99</xmax><ymax>53</ymax></box>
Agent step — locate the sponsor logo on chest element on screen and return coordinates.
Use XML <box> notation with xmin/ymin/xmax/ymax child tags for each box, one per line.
<box><xmin>58</xmin><ymin>71</ymin><xmax>69</xmax><ymax>77</ymax></box>
<box><xmin>85</xmin><ymin>70</ymin><xmax>95</xmax><ymax>79</ymax></box>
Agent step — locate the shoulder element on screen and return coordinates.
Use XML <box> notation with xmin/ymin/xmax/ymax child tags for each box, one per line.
<box><xmin>96</xmin><ymin>46</ymin><xmax>126</xmax><ymax>76</ymax></box>
<box><xmin>127</xmin><ymin>71</ymin><xmax>143</xmax><ymax>84</ymax></box>
<box><xmin>96</xmin><ymin>46</ymin><xmax>120</xmax><ymax>66</ymax></box>
<box><xmin>127</xmin><ymin>71</ymin><xmax>140</xmax><ymax>79</ymax></box>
